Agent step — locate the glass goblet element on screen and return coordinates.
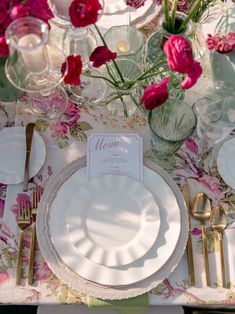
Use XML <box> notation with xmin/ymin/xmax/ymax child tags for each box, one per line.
<box><xmin>194</xmin><ymin>89</ymin><xmax>235</xmax><ymax>160</ymax></box>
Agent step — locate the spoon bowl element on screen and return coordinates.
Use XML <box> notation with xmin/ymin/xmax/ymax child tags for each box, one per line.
<box><xmin>192</xmin><ymin>192</ymin><xmax>211</xmax><ymax>286</ymax></box>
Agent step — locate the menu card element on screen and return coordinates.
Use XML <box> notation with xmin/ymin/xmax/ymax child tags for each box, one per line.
<box><xmin>87</xmin><ymin>133</ymin><xmax>143</xmax><ymax>182</ymax></box>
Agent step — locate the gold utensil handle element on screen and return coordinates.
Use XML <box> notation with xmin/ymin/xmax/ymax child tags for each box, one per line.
<box><xmin>16</xmin><ymin>230</ymin><xmax>24</xmax><ymax>285</ymax></box>
<box><xmin>187</xmin><ymin>232</ymin><xmax>195</xmax><ymax>286</ymax></box>
<box><xmin>219</xmin><ymin>232</ymin><xmax>227</xmax><ymax>288</ymax></box>
<box><xmin>201</xmin><ymin>223</ymin><xmax>211</xmax><ymax>286</ymax></box>
<box><xmin>28</xmin><ymin>222</ymin><xmax>36</xmax><ymax>285</ymax></box>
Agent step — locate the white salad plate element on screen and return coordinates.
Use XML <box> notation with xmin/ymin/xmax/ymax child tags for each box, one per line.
<box><xmin>66</xmin><ymin>175</ymin><xmax>160</xmax><ymax>267</ymax></box>
<box><xmin>217</xmin><ymin>137</ymin><xmax>235</xmax><ymax>189</ymax></box>
<box><xmin>0</xmin><ymin>126</ymin><xmax>46</xmax><ymax>184</ymax></box>
<box><xmin>48</xmin><ymin>165</ymin><xmax>181</xmax><ymax>286</ymax></box>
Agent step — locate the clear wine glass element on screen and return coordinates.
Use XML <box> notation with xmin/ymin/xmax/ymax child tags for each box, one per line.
<box><xmin>49</xmin><ymin>0</ymin><xmax>106</xmax><ymax>105</ymax></box>
<box><xmin>194</xmin><ymin>88</ymin><xmax>235</xmax><ymax>160</ymax></box>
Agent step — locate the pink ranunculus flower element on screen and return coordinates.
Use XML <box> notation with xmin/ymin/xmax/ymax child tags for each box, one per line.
<box><xmin>0</xmin><ymin>271</ymin><xmax>10</xmax><ymax>283</ymax></box>
<box><xmin>10</xmin><ymin>4</ymin><xmax>30</xmax><ymax>20</ymax></box>
<box><xmin>50</xmin><ymin>122</ymin><xmax>69</xmax><ymax>136</ymax></box>
<box><xmin>69</xmin><ymin>0</ymin><xmax>102</xmax><ymax>28</ymax></box>
<box><xmin>65</xmin><ymin>101</ymin><xmax>80</xmax><ymax>117</ymax></box>
<box><xmin>89</xmin><ymin>46</ymin><xmax>117</xmax><ymax>68</ymax></box>
<box><xmin>140</xmin><ymin>77</ymin><xmax>169</xmax><ymax>110</ymax></box>
<box><xmin>27</xmin><ymin>0</ymin><xmax>54</xmax><ymax>23</ymax></box>
<box><xmin>181</xmin><ymin>60</ymin><xmax>202</xmax><ymax>89</ymax></box>
<box><xmin>163</xmin><ymin>35</ymin><xmax>194</xmax><ymax>74</ymax></box>
<box><xmin>206</xmin><ymin>32</ymin><xmax>235</xmax><ymax>54</ymax></box>
<box><xmin>0</xmin><ymin>36</ymin><xmax>9</xmax><ymax>57</ymax></box>
<box><xmin>125</xmin><ymin>0</ymin><xmax>147</xmax><ymax>9</ymax></box>
<box><xmin>61</xmin><ymin>55</ymin><xmax>82</xmax><ymax>86</ymax></box>
<box><xmin>0</xmin><ymin>3</ymin><xmax>8</xmax><ymax>24</ymax></box>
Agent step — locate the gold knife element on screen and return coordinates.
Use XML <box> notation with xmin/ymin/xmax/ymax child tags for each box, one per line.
<box><xmin>182</xmin><ymin>184</ymin><xmax>195</xmax><ymax>286</ymax></box>
<box><xmin>23</xmin><ymin>123</ymin><xmax>35</xmax><ymax>192</ymax></box>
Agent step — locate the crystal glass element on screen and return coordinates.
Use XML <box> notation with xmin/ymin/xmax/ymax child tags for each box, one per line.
<box><xmin>104</xmin><ymin>25</ymin><xmax>144</xmax><ymax>63</ymax></box>
<box><xmin>148</xmin><ymin>97</ymin><xmax>197</xmax><ymax>169</ymax></box>
<box><xmin>5</xmin><ymin>17</ymin><xmax>68</xmax><ymax>120</ymax></box>
<box><xmin>194</xmin><ymin>88</ymin><xmax>235</xmax><ymax>155</ymax></box>
<box><xmin>103</xmin><ymin>58</ymin><xmax>143</xmax><ymax>117</ymax></box>
<box><xmin>49</xmin><ymin>0</ymin><xmax>105</xmax><ymax>105</ymax></box>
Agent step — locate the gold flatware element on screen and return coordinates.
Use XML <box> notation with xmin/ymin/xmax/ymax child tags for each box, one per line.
<box><xmin>210</xmin><ymin>205</ymin><xmax>228</xmax><ymax>288</ymax></box>
<box><xmin>28</xmin><ymin>186</ymin><xmax>42</xmax><ymax>285</ymax></box>
<box><xmin>23</xmin><ymin>123</ymin><xmax>35</xmax><ymax>192</ymax></box>
<box><xmin>16</xmin><ymin>199</ymin><xmax>31</xmax><ymax>285</ymax></box>
<box><xmin>192</xmin><ymin>192</ymin><xmax>211</xmax><ymax>286</ymax></box>
<box><xmin>182</xmin><ymin>184</ymin><xmax>195</xmax><ymax>286</ymax></box>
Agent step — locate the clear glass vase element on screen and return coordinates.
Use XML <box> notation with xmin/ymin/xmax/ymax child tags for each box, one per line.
<box><xmin>102</xmin><ymin>59</ymin><xmax>143</xmax><ymax>118</ymax></box>
<box><xmin>147</xmin><ymin>97</ymin><xmax>197</xmax><ymax>170</ymax></box>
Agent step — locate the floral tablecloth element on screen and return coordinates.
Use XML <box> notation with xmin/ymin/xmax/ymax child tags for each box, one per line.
<box><xmin>0</xmin><ymin>75</ymin><xmax>235</xmax><ymax>306</ymax></box>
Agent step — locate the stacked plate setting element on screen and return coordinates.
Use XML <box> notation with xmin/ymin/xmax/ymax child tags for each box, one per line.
<box><xmin>37</xmin><ymin>158</ymin><xmax>188</xmax><ymax>299</ymax></box>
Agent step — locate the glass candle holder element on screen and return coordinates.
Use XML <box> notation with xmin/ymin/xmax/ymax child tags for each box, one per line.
<box><xmin>104</xmin><ymin>25</ymin><xmax>144</xmax><ymax>63</ymax></box>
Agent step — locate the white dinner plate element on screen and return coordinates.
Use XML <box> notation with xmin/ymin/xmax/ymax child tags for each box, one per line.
<box><xmin>48</xmin><ymin>165</ymin><xmax>181</xmax><ymax>286</ymax></box>
<box><xmin>0</xmin><ymin>126</ymin><xmax>46</xmax><ymax>184</ymax></box>
<box><xmin>217</xmin><ymin>137</ymin><xmax>235</xmax><ymax>189</ymax></box>
<box><xmin>66</xmin><ymin>175</ymin><xmax>160</xmax><ymax>267</ymax></box>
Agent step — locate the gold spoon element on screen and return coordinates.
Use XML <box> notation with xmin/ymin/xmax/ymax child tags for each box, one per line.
<box><xmin>192</xmin><ymin>192</ymin><xmax>211</xmax><ymax>286</ymax></box>
<box><xmin>210</xmin><ymin>205</ymin><xmax>228</xmax><ymax>288</ymax></box>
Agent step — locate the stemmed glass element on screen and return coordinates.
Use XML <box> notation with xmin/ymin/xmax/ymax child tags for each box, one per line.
<box><xmin>194</xmin><ymin>87</ymin><xmax>235</xmax><ymax>161</ymax></box>
<box><xmin>5</xmin><ymin>16</ymin><xmax>68</xmax><ymax>120</ymax></box>
<box><xmin>49</xmin><ymin>0</ymin><xmax>106</xmax><ymax>105</ymax></box>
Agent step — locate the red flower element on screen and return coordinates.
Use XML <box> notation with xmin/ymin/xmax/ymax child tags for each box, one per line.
<box><xmin>0</xmin><ymin>36</ymin><xmax>9</xmax><ymax>57</ymax></box>
<box><xmin>140</xmin><ymin>77</ymin><xmax>169</xmax><ymax>110</ymax></box>
<box><xmin>164</xmin><ymin>35</ymin><xmax>193</xmax><ymax>74</ymax></box>
<box><xmin>69</xmin><ymin>0</ymin><xmax>102</xmax><ymax>28</ymax></box>
<box><xmin>125</xmin><ymin>0</ymin><xmax>147</xmax><ymax>9</ymax></box>
<box><xmin>26</xmin><ymin>0</ymin><xmax>54</xmax><ymax>23</ymax></box>
<box><xmin>10</xmin><ymin>4</ymin><xmax>30</xmax><ymax>20</ymax></box>
<box><xmin>89</xmin><ymin>46</ymin><xmax>117</xmax><ymax>68</ymax></box>
<box><xmin>181</xmin><ymin>60</ymin><xmax>202</xmax><ymax>89</ymax></box>
<box><xmin>61</xmin><ymin>55</ymin><xmax>82</xmax><ymax>86</ymax></box>
<box><xmin>0</xmin><ymin>3</ymin><xmax>8</xmax><ymax>24</ymax></box>
<box><xmin>206</xmin><ymin>32</ymin><xmax>235</xmax><ymax>54</ymax></box>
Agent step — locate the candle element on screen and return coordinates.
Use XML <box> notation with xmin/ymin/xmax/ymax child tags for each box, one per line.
<box><xmin>51</xmin><ymin>0</ymin><xmax>73</xmax><ymax>19</ymax></box>
<box><xmin>116</xmin><ymin>40</ymin><xmax>130</xmax><ymax>54</ymax></box>
<box><xmin>18</xmin><ymin>34</ymin><xmax>48</xmax><ymax>74</ymax></box>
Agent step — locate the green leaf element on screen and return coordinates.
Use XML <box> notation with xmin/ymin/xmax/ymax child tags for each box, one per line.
<box><xmin>76</xmin><ymin>121</ymin><xmax>93</xmax><ymax>132</ymax></box>
<box><xmin>35</xmin><ymin>119</ymin><xmax>49</xmax><ymax>132</ymax></box>
<box><xmin>70</xmin><ymin>126</ymin><xmax>87</xmax><ymax>142</ymax></box>
<box><xmin>55</xmin><ymin>135</ymin><xmax>70</xmax><ymax>149</ymax></box>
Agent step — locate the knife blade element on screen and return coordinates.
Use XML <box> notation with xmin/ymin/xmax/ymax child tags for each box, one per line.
<box><xmin>182</xmin><ymin>184</ymin><xmax>195</xmax><ymax>286</ymax></box>
<box><xmin>23</xmin><ymin>123</ymin><xmax>35</xmax><ymax>192</ymax></box>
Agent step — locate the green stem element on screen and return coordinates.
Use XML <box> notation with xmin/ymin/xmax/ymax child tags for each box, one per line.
<box><xmin>130</xmin><ymin>93</ymin><xmax>140</xmax><ymax>108</ymax></box>
<box><xmin>177</xmin><ymin>0</ymin><xmax>202</xmax><ymax>33</ymax></box>
<box><xmin>105</xmin><ymin>63</ymin><xmax>117</xmax><ymax>83</ymax></box>
<box><xmin>94</xmin><ymin>24</ymin><xmax>125</xmax><ymax>83</ymax></box>
<box><xmin>119</xmin><ymin>95</ymin><xmax>128</xmax><ymax>117</ymax></box>
<box><xmin>171</xmin><ymin>0</ymin><xmax>178</xmax><ymax>32</ymax></box>
<box><xmin>163</xmin><ymin>0</ymin><xmax>170</xmax><ymax>30</ymax></box>
<box><xmin>135</xmin><ymin>61</ymin><xmax>165</xmax><ymax>81</ymax></box>
<box><xmin>82</xmin><ymin>72</ymin><xmax>118</xmax><ymax>87</ymax></box>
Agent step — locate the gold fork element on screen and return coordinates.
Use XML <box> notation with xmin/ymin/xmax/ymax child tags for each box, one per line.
<box><xmin>16</xmin><ymin>199</ymin><xmax>31</xmax><ymax>285</ymax></box>
<box><xmin>28</xmin><ymin>186</ymin><xmax>42</xmax><ymax>285</ymax></box>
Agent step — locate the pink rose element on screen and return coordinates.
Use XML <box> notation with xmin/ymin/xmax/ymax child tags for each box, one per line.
<box><xmin>50</xmin><ymin>122</ymin><xmax>68</xmax><ymax>136</ymax></box>
<box><xmin>69</xmin><ymin>0</ymin><xmax>102</xmax><ymax>28</ymax></box>
<box><xmin>0</xmin><ymin>36</ymin><xmax>9</xmax><ymax>57</ymax></box>
<box><xmin>140</xmin><ymin>77</ymin><xmax>169</xmax><ymax>110</ymax></box>
<box><xmin>0</xmin><ymin>3</ymin><xmax>8</xmax><ymax>24</ymax></box>
<box><xmin>181</xmin><ymin>60</ymin><xmax>202</xmax><ymax>89</ymax></box>
<box><xmin>61</xmin><ymin>55</ymin><xmax>82</xmax><ymax>86</ymax></box>
<box><xmin>163</xmin><ymin>35</ymin><xmax>193</xmax><ymax>74</ymax></box>
<box><xmin>89</xmin><ymin>46</ymin><xmax>117</xmax><ymax>68</ymax></box>
<box><xmin>10</xmin><ymin>4</ymin><xmax>30</xmax><ymax>20</ymax></box>
<box><xmin>0</xmin><ymin>271</ymin><xmax>9</xmax><ymax>283</ymax></box>
<box><xmin>125</xmin><ymin>0</ymin><xmax>147</xmax><ymax>9</ymax></box>
<box><xmin>65</xmin><ymin>101</ymin><xmax>80</xmax><ymax>116</ymax></box>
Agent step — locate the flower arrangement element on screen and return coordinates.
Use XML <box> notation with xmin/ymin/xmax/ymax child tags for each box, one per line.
<box><xmin>206</xmin><ymin>32</ymin><xmax>235</xmax><ymax>54</ymax></box>
<box><xmin>0</xmin><ymin>0</ymin><xmax>53</xmax><ymax>57</ymax></box>
<box><xmin>60</xmin><ymin>0</ymin><xmax>202</xmax><ymax>116</ymax></box>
